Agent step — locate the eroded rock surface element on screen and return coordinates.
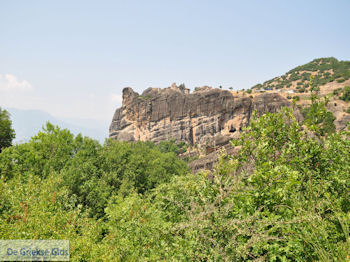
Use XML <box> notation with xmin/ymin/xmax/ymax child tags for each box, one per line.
<box><xmin>109</xmin><ymin>85</ymin><xmax>301</xmax><ymax>148</ymax></box>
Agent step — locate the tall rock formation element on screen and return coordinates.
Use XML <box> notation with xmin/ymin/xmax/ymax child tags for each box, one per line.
<box><xmin>109</xmin><ymin>84</ymin><xmax>301</xmax><ymax>149</ymax></box>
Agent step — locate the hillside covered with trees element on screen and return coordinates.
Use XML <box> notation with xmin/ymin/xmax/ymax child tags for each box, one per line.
<box><xmin>1</xmin><ymin>98</ymin><xmax>350</xmax><ymax>261</ymax></box>
<box><xmin>252</xmin><ymin>57</ymin><xmax>350</xmax><ymax>92</ymax></box>
<box><xmin>247</xmin><ymin>58</ymin><xmax>350</xmax><ymax>135</ymax></box>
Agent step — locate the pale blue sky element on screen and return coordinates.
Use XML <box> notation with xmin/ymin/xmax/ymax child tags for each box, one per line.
<box><xmin>0</xmin><ymin>0</ymin><xmax>349</xmax><ymax>122</ymax></box>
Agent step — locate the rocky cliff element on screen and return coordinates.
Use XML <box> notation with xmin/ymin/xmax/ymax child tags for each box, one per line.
<box><xmin>109</xmin><ymin>84</ymin><xmax>301</xmax><ymax>149</ymax></box>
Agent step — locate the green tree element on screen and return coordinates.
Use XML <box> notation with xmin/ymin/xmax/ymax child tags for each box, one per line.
<box><xmin>0</xmin><ymin>122</ymin><xmax>81</xmax><ymax>180</ymax></box>
<box><xmin>158</xmin><ymin>139</ymin><xmax>188</xmax><ymax>155</ymax></box>
<box><xmin>0</xmin><ymin>108</ymin><xmax>15</xmax><ymax>152</ymax></box>
<box><xmin>302</xmin><ymin>76</ymin><xmax>336</xmax><ymax>136</ymax></box>
<box><xmin>178</xmin><ymin>83</ymin><xmax>186</xmax><ymax>91</ymax></box>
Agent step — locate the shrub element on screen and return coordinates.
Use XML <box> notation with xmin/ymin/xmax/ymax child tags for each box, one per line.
<box><xmin>340</xmin><ymin>86</ymin><xmax>350</xmax><ymax>101</ymax></box>
<box><xmin>311</xmin><ymin>86</ymin><xmax>320</xmax><ymax>92</ymax></box>
<box><xmin>333</xmin><ymin>88</ymin><xmax>342</xmax><ymax>96</ymax></box>
<box><xmin>178</xmin><ymin>83</ymin><xmax>186</xmax><ymax>91</ymax></box>
<box><xmin>302</xmin><ymin>95</ymin><xmax>336</xmax><ymax>136</ymax></box>
<box><xmin>293</xmin><ymin>96</ymin><xmax>300</xmax><ymax>101</ymax></box>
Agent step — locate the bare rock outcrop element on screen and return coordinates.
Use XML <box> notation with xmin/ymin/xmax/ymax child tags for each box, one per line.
<box><xmin>109</xmin><ymin>85</ymin><xmax>301</xmax><ymax>148</ymax></box>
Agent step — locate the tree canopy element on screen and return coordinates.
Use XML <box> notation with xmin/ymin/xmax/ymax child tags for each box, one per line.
<box><xmin>0</xmin><ymin>107</ymin><xmax>15</xmax><ymax>152</ymax></box>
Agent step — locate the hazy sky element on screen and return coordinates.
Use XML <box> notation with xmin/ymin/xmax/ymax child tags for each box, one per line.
<box><xmin>0</xmin><ymin>0</ymin><xmax>349</xmax><ymax>122</ymax></box>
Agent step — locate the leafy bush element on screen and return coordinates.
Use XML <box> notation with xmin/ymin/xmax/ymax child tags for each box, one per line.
<box><xmin>333</xmin><ymin>88</ymin><xmax>342</xmax><ymax>96</ymax></box>
<box><xmin>302</xmin><ymin>97</ymin><xmax>336</xmax><ymax>136</ymax></box>
<box><xmin>0</xmin><ymin>173</ymin><xmax>113</xmax><ymax>261</ymax></box>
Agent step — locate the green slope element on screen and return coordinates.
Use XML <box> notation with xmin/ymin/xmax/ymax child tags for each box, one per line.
<box><xmin>252</xmin><ymin>57</ymin><xmax>350</xmax><ymax>92</ymax></box>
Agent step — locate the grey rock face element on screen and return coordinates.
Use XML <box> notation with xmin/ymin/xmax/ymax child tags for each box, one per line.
<box><xmin>335</xmin><ymin>114</ymin><xmax>350</xmax><ymax>131</ymax></box>
<box><xmin>109</xmin><ymin>86</ymin><xmax>301</xmax><ymax>148</ymax></box>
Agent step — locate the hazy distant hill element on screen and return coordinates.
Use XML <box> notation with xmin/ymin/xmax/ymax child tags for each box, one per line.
<box><xmin>6</xmin><ymin>108</ymin><xmax>108</xmax><ymax>143</ymax></box>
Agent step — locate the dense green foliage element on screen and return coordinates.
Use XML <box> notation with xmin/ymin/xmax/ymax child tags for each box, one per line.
<box><xmin>302</xmin><ymin>99</ymin><xmax>336</xmax><ymax>136</ymax></box>
<box><xmin>158</xmin><ymin>139</ymin><xmax>188</xmax><ymax>155</ymax></box>
<box><xmin>301</xmin><ymin>81</ymin><xmax>336</xmax><ymax>136</ymax></box>
<box><xmin>252</xmin><ymin>57</ymin><xmax>350</xmax><ymax>91</ymax></box>
<box><xmin>296</xmin><ymin>76</ymin><xmax>337</xmax><ymax>137</ymax></box>
<box><xmin>1</xmin><ymin>108</ymin><xmax>349</xmax><ymax>261</ymax></box>
<box><xmin>0</xmin><ymin>107</ymin><xmax>15</xmax><ymax>152</ymax></box>
<box><xmin>0</xmin><ymin>123</ymin><xmax>188</xmax><ymax>218</ymax></box>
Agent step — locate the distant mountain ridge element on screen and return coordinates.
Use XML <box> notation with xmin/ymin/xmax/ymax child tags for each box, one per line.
<box><xmin>6</xmin><ymin>108</ymin><xmax>108</xmax><ymax>143</ymax></box>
